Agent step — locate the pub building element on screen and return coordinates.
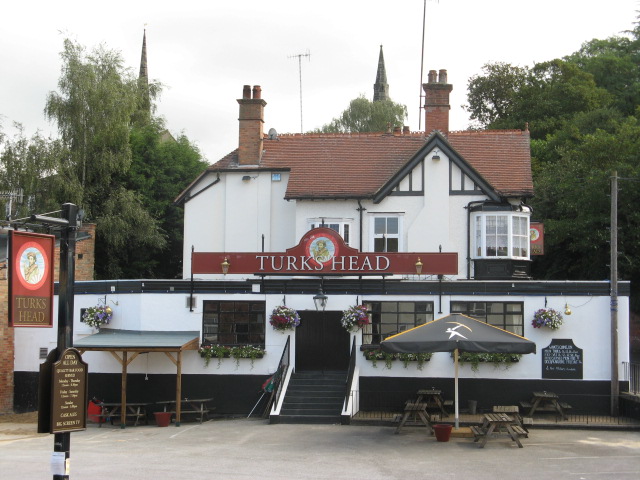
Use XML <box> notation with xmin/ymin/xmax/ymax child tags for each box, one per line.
<box><xmin>13</xmin><ymin>72</ymin><xmax>630</xmax><ymax>422</ymax></box>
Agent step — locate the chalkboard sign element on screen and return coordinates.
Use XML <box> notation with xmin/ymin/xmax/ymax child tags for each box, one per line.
<box><xmin>542</xmin><ymin>339</ymin><xmax>583</xmax><ymax>379</ymax></box>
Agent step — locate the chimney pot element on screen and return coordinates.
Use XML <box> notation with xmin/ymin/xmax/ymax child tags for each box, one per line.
<box><xmin>252</xmin><ymin>85</ymin><xmax>262</xmax><ymax>99</ymax></box>
<box><xmin>243</xmin><ymin>85</ymin><xmax>251</xmax><ymax>99</ymax></box>
<box><xmin>393</xmin><ymin>126</ymin><xmax>401</xmax><ymax>135</ymax></box>
<box><xmin>438</xmin><ymin>69</ymin><xmax>448</xmax><ymax>84</ymax></box>
<box><xmin>403</xmin><ymin>126</ymin><xmax>410</xmax><ymax>134</ymax></box>
<box><xmin>428</xmin><ymin>70</ymin><xmax>437</xmax><ymax>83</ymax></box>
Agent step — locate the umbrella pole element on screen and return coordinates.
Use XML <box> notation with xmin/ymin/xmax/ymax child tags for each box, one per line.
<box><xmin>454</xmin><ymin>348</ymin><xmax>459</xmax><ymax>429</ymax></box>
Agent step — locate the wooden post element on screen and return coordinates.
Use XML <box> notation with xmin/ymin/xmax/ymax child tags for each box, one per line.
<box><xmin>121</xmin><ymin>351</ymin><xmax>127</xmax><ymax>428</ymax></box>
<box><xmin>176</xmin><ymin>351</ymin><xmax>182</xmax><ymax>426</ymax></box>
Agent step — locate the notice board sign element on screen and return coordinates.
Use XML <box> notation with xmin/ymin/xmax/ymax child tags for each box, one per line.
<box><xmin>38</xmin><ymin>348</ymin><xmax>88</xmax><ymax>433</ymax></box>
<box><xmin>8</xmin><ymin>230</ymin><xmax>55</xmax><ymax>327</ymax></box>
<box><xmin>542</xmin><ymin>339</ymin><xmax>583</xmax><ymax>379</ymax></box>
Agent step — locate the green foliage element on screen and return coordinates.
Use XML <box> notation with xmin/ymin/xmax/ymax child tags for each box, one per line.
<box><xmin>315</xmin><ymin>96</ymin><xmax>408</xmax><ymax>133</ymax></box>
<box><xmin>362</xmin><ymin>349</ymin><xmax>431</xmax><ymax>370</ymax></box>
<box><xmin>458</xmin><ymin>352</ymin><xmax>522</xmax><ymax>372</ymax></box>
<box><xmin>198</xmin><ymin>344</ymin><xmax>266</xmax><ymax>368</ymax></box>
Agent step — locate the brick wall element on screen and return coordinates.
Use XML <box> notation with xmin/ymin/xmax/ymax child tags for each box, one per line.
<box><xmin>0</xmin><ymin>223</ymin><xmax>96</xmax><ymax>414</ymax></box>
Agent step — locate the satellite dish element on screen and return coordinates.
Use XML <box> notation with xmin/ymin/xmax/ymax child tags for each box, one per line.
<box><xmin>268</xmin><ymin>128</ymin><xmax>278</xmax><ymax>140</ymax></box>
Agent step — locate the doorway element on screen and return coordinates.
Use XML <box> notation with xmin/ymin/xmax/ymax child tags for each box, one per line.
<box><xmin>295</xmin><ymin>311</ymin><xmax>350</xmax><ymax>371</ymax></box>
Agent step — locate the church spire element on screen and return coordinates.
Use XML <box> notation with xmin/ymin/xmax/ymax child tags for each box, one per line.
<box><xmin>139</xmin><ymin>29</ymin><xmax>148</xmax><ymax>84</ymax></box>
<box><xmin>373</xmin><ymin>45</ymin><xmax>389</xmax><ymax>102</ymax></box>
<box><xmin>137</xmin><ymin>28</ymin><xmax>151</xmax><ymax>118</ymax></box>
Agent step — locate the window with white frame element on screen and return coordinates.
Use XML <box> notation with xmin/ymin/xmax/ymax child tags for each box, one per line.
<box><xmin>308</xmin><ymin>219</ymin><xmax>351</xmax><ymax>245</ymax></box>
<box><xmin>473</xmin><ymin>213</ymin><xmax>529</xmax><ymax>259</ymax></box>
<box><xmin>371</xmin><ymin>215</ymin><xmax>402</xmax><ymax>252</ymax></box>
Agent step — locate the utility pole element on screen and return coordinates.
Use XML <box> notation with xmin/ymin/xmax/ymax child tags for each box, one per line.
<box><xmin>610</xmin><ymin>171</ymin><xmax>619</xmax><ymax>417</ymax></box>
<box><xmin>289</xmin><ymin>50</ymin><xmax>310</xmax><ymax>133</ymax></box>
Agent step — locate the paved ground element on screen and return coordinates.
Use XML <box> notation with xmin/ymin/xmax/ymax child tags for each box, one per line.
<box><xmin>1</xmin><ymin>416</ymin><xmax>639</xmax><ymax>479</ymax></box>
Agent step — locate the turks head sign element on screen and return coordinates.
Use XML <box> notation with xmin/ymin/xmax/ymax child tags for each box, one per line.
<box><xmin>9</xmin><ymin>230</ymin><xmax>55</xmax><ymax>327</ymax></box>
<box><xmin>192</xmin><ymin>228</ymin><xmax>458</xmax><ymax>276</ymax></box>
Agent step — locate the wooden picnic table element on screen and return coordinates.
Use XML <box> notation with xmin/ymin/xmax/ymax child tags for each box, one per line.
<box><xmin>96</xmin><ymin>402</ymin><xmax>150</xmax><ymax>427</ymax></box>
<box><xmin>470</xmin><ymin>413</ymin><xmax>526</xmax><ymax>448</ymax></box>
<box><xmin>520</xmin><ymin>391</ymin><xmax>571</xmax><ymax>420</ymax></box>
<box><xmin>395</xmin><ymin>402</ymin><xmax>434</xmax><ymax>434</ymax></box>
<box><xmin>156</xmin><ymin>398</ymin><xmax>214</xmax><ymax>424</ymax></box>
<box><xmin>415</xmin><ymin>388</ymin><xmax>452</xmax><ymax>417</ymax></box>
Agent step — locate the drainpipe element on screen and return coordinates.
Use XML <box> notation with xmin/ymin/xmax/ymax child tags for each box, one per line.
<box><xmin>357</xmin><ymin>200</ymin><xmax>366</xmax><ymax>251</ymax></box>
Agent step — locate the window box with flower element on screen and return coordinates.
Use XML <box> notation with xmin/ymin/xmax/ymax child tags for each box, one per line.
<box><xmin>532</xmin><ymin>308</ymin><xmax>563</xmax><ymax>330</ymax></box>
<box><xmin>198</xmin><ymin>344</ymin><xmax>265</xmax><ymax>368</ymax></box>
<box><xmin>269</xmin><ymin>306</ymin><xmax>300</xmax><ymax>331</ymax></box>
<box><xmin>341</xmin><ymin>305</ymin><xmax>370</xmax><ymax>332</ymax></box>
<box><xmin>82</xmin><ymin>304</ymin><xmax>113</xmax><ymax>329</ymax></box>
<box><xmin>362</xmin><ymin>348</ymin><xmax>431</xmax><ymax>370</ymax></box>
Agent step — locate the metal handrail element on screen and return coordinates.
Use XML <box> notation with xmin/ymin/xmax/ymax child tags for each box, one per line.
<box><xmin>343</xmin><ymin>337</ymin><xmax>357</xmax><ymax>411</ymax></box>
<box><xmin>271</xmin><ymin>336</ymin><xmax>290</xmax><ymax>411</ymax></box>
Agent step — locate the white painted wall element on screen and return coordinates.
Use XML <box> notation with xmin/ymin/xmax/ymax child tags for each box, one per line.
<box><xmin>14</xmin><ymin>288</ymin><xmax>630</xmax><ymax>383</ymax></box>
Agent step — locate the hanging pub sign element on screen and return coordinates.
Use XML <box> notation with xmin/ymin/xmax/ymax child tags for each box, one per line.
<box><xmin>530</xmin><ymin>222</ymin><xmax>544</xmax><ymax>256</ymax></box>
<box><xmin>192</xmin><ymin>227</ymin><xmax>458</xmax><ymax>276</ymax></box>
<box><xmin>8</xmin><ymin>230</ymin><xmax>55</xmax><ymax>327</ymax></box>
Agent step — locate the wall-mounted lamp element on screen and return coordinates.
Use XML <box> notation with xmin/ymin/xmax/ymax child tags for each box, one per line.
<box><xmin>242</xmin><ymin>175</ymin><xmax>252</xmax><ymax>182</ymax></box>
<box><xmin>221</xmin><ymin>257</ymin><xmax>230</xmax><ymax>275</ymax></box>
<box><xmin>415</xmin><ymin>258</ymin><xmax>423</xmax><ymax>275</ymax></box>
<box><xmin>313</xmin><ymin>288</ymin><xmax>328</xmax><ymax>311</ymax></box>
<box><xmin>564</xmin><ymin>303</ymin><xmax>572</xmax><ymax>316</ymax></box>
<box><xmin>432</xmin><ymin>149</ymin><xmax>441</xmax><ymax>161</ymax></box>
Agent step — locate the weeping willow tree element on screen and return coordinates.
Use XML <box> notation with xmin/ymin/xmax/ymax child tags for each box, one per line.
<box><xmin>44</xmin><ymin>39</ymin><xmax>166</xmax><ymax>278</ymax></box>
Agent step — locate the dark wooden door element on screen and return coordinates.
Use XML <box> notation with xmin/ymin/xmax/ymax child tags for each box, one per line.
<box><xmin>295</xmin><ymin>311</ymin><xmax>350</xmax><ymax>371</ymax></box>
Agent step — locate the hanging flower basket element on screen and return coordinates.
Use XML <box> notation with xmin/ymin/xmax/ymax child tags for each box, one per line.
<box><xmin>269</xmin><ymin>306</ymin><xmax>300</xmax><ymax>331</ymax></box>
<box><xmin>82</xmin><ymin>304</ymin><xmax>113</xmax><ymax>328</ymax></box>
<box><xmin>532</xmin><ymin>308</ymin><xmax>563</xmax><ymax>330</ymax></box>
<box><xmin>341</xmin><ymin>305</ymin><xmax>370</xmax><ymax>331</ymax></box>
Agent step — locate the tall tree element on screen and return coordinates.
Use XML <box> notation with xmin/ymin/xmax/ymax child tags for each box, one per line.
<box><xmin>315</xmin><ymin>96</ymin><xmax>408</xmax><ymax>133</ymax></box>
<box><xmin>44</xmin><ymin>39</ymin><xmax>166</xmax><ymax>278</ymax></box>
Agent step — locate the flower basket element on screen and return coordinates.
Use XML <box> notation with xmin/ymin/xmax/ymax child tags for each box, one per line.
<box><xmin>532</xmin><ymin>308</ymin><xmax>563</xmax><ymax>330</ymax></box>
<box><xmin>269</xmin><ymin>306</ymin><xmax>300</xmax><ymax>331</ymax></box>
<box><xmin>82</xmin><ymin>304</ymin><xmax>113</xmax><ymax>328</ymax></box>
<box><xmin>341</xmin><ymin>305</ymin><xmax>370</xmax><ymax>331</ymax></box>
<box><xmin>198</xmin><ymin>344</ymin><xmax>265</xmax><ymax>367</ymax></box>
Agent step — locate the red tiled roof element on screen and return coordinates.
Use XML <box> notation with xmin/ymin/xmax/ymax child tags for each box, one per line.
<box><xmin>208</xmin><ymin>130</ymin><xmax>533</xmax><ymax>199</ymax></box>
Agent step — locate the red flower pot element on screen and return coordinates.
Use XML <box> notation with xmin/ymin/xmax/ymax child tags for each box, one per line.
<box><xmin>433</xmin><ymin>424</ymin><xmax>453</xmax><ymax>442</ymax></box>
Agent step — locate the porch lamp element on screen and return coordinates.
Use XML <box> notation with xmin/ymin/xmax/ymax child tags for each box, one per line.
<box><xmin>313</xmin><ymin>288</ymin><xmax>328</xmax><ymax>311</ymax></box>
<box><xmin>221</xmin><ymin>257</ymin><xmax>230</xmax><ymax>275</ymax></box>
<box><xmin>564</xmin><ymin>303</ymin><xmax>572</xmax><ymax>316</ymax></box>
<box><xmin>415</xmin><ymin>258</ymin><xmax>423</xmax><ymax>275</ymax></box>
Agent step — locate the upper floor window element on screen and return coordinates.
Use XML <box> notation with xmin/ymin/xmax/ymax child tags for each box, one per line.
<box><xmin>473</xmin><ymin>213</ymin><xmax>530</xmax><ymax>259</ymax></box>
<box><xmin>309</xmin><ymin>219</ymin><xmax>351</xmax><ymax>245</ymax></box>
<box><xmin>371</xmin><ymin>215</ymin><xmax>402</xmax><ymax>252</ymax></box>
<box><xmin>202</xmin><ymin>301</ymin><xmax>265</xmax><ymax>347</ymax></box>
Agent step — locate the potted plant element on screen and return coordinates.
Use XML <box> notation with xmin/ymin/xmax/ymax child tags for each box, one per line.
<box><xmin>341</xmin><ymin>305</ymin><xmax>370</xmax><ymax>331</ymax></box>
<box><xmin>82</xmin><ymin>304</ymin><xmax>113</xmax><ymax>329</ymax></box>
<box><xmin>198</xmin><ymin>344</ymin><xmax>265</xmax><ymax>367</ymax></box>
<box><xmin>457</xmin><ymin>352</ymin><xmax>522</xmax><ymax>372</ymax></box>
<box><xmin>269</xmin><ymin>305</ymin><xmax>300</xmax><ymax>331</ymax></box>
<box><xmin>532</xmin><ymin>308</ymin><xmax>563</xmax><ymax>330</ymax></box>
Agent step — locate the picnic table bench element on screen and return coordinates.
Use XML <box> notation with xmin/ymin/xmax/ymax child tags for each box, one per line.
<box><xmin>156</xmin><ymin>398</ymin><xmax>214</xmax><ymax>424</ymax></box>
<box><xmin>395</xmin><ymin>402</ymin><xmax>434</xmax><ymax>434</ymax></box>
<box><xmin>520</xmin><ymin>391</ymin><xmax>571</xmax><ymax>420</ymax></box>
<box><xmin>471</xmin><ymin>413</ymin><xmax>525</xmax><ymax>448</ymax></box>
<box><xmin>94</xmin><ymin>402</ymin><xmax>150</xmax><ymax>427</ymax></box>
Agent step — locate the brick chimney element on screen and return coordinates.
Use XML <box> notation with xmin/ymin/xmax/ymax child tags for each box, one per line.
<box><xmin>237</xmin><ymin>85</ymin><xmax>266</xmax><ymax>165</ymax></box>
<box><xmin>423</xmin><ymin>69</ymin><xmax>452</xmax><ymax>135</ymax></box>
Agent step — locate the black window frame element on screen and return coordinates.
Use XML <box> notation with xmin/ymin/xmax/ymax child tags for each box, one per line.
<box><xmin>450</xmin><ymin>301</ymin><xmax>524</xmax><ymax>336</ymax></box>
<box><xmin>363</xmin><ymin>301</ymin><xmax>434</xmax><ymax>345</ymax></box>
<box><xmin>202</xmin><ymin>300</ymin><xmax>266</xmax><ymax>347</ymax></box>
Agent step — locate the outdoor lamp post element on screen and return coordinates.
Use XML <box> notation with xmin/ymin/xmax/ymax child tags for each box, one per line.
<box><xmin>313</xmin><ymin>288</ymin><xmax>328</xmax><ymax>311</ymax></box>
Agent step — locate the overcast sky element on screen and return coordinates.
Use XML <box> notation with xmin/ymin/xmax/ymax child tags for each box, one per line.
<box><xmin>1</xmin><ymin>1</ymin><xmax>638</xmax><ymax>162</ymax></box>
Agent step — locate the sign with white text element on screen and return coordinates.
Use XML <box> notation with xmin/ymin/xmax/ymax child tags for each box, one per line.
<box><xmin>8</xmin><ymin>230</ymin><xmax>55</xmax><ymax>327</ymax></box>
<box><xmin>192</xmin><ymin>228</ymin><xmax>458</xmax><ymax>276</ymax></box>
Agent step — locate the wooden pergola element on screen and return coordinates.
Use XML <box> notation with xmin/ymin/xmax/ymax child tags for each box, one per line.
<box><xmin>74</xmin><ymin>329</ymin><xmax>200</xmax><ymax>427</ymax></box>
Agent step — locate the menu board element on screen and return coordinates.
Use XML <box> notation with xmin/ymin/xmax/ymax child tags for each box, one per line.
<box><xmin>50</xmin><ymin>349</ymin><xmax>88</xmax><ymax>433</ymax></box>
<box><xmin>542</xmin><ymin>339</ymin><xmax>583</xmax><ymax>379</ymax></box>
